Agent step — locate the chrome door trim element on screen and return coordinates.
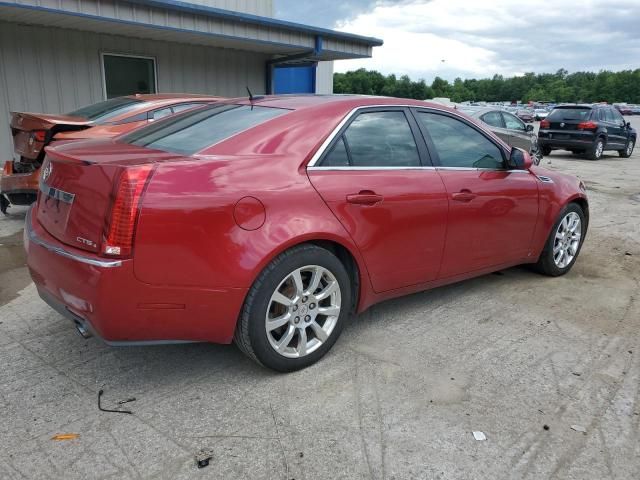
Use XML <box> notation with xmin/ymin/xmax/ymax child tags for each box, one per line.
<box><xmin>25</xmin><ymin>207</ymin><xmax>122</xmax><ymax>268</ymax></box>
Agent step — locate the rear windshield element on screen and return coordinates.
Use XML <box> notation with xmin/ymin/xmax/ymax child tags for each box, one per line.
<box><xmin>122</xmin><ymin>104</ymin><xmax>289</xmax><ymax>155</ymax></box>
<box><xmin>547</xmin><ymin>107</ymin><xmax>592</xmax><ymax>121</ymax></box>
<box><xmin>67</xmin><ymin>97</ymin><xmax>144</xmax><ymax>124</ymax></box>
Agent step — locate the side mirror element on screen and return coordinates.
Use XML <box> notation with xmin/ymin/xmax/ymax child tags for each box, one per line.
<box><xmin>526</xmin><ymin>124</ymin><xmax>534</xmax><ymax>132</ymax></box>
<box><xmin>507</xmin><ymin>147</ymin><xmax>533</xmax><ymax>170</ymax></box>
<box><xmin>626</xmin><ymin>121</ymin><xmax>631</xmax><ymax>128</ymax></box>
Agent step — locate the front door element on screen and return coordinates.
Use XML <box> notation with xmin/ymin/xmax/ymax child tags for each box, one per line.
<box><xmin>414</xmin><ymin>109</ymin><xmax>539</xmax><ymax>278</ymax></box>
<box><xmin>308</xmin><ymin>108</ymin><xmax>448</xmax><ymax>293</ymax></box>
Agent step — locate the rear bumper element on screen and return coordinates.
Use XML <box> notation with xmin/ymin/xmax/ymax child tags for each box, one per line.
<box><xmin>538</xmin><ymin>131</ymin><xmax>595</xmax><ymax>149</ymax></box>
<box><xmin>1</xmin><ymin>162</ymin><xmax>39</xmax><ymax>202</ymax></box>
<box><xmin>25</xmin><ymin>207</ymin><xmax>247</xmax><ymax>344</ymax></box>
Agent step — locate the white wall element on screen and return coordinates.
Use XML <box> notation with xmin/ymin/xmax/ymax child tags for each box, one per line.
<box><xmin>315</xmin><ymin>61</ymin><xmax>334</xmax><ymax>94</ymax></box>
<box><xmin>0</xmin><ymin>21</ymin><xmax>270</xmax><ymax>161</ymax></box>
<box><xmin>187</xmin><ymin>0</ymin><xmax>273</xmax><ymax>16</ymax></box>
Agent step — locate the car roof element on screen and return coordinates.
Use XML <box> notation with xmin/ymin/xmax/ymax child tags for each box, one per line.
<box><xmin>220</xmin><ymin>94</ymin><xmax>454</xmax><ymax>113</ymax></box>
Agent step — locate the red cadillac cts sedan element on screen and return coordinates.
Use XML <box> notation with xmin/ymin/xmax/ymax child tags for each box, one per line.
<box><xmin>25</xmin><ymin>95</ymin><xmax>589</xmax><ymax>371</ymax></box>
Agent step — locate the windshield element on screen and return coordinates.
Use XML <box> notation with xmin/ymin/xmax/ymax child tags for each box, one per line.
<box><xmin>122</xmin><ymin>104</ymin><xmax>290</xmax><ymax>155</ymax></box>
<box><xmin>66</xmin><ymin>97</ymin><xmax>145</xmax><ymax>124</ymax></box>
<box><xmin>547</xmin><ymin>107</ymin><xmax>592</xmax><ymax>121</ymax></box>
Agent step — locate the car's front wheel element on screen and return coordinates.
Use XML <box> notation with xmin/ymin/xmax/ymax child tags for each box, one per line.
<box><xmin>234</xmin><ymin>244</ymin><xmax>351</xmax><ymax>372</ymax></box>
<box><xmin>618</xmin><ymin>138</ymin><xmax>635</xmax><ymax>158</ymax></box>
<box><xmin>533</xmin><ymin>203</ymin><xmax>586</xmax><ymax>276</ymax></box>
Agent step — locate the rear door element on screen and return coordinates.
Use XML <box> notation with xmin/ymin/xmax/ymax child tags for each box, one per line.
<box><xmin>413</xmin><ymin>109</ymin><xmax>539</xmax><ymax>278</ymax></box>
<box><xmin>307</xmin><ymin>107</ymin><xmax>448</xmax><ymax>293</ymax></box>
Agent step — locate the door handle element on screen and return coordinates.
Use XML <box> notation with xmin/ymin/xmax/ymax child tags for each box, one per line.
<box><xmin>346</xmin><ymin>191</ymin><xmax>384</xmax><ymax>205</ymax></box>
<box><xmin>451</xmin><ymin>190</ymin><xmax>477</xmax><ymax>202</ymax></box>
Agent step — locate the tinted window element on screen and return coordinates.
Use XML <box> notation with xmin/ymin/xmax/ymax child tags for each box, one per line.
<box><xmin>123</xmin><ymin>104</ymin><xmax>288</xmax><ymax>155</ymax></box>
<box><xmin>547</xmin><ymin>108</ymin><xmax>591</xmax><ymax>121</ymax></box>
<box><xmin>503</xmin><ymin>112</ymin><xmax>526</xmax><ymax>131</ymax></box>
<box><xmin>604</xmin><ymin>108</ymin><xmax>616</xmax><ymax>123</ymax></box>
<box><xmin>341</xmin><ymin>111</ymin><xmax>420</xmax><ymax>167</ymax></box>
<box><xmin>481</xmin><ymin>111</ymin><xmax>504</xmax><ymax>128</ymax></box>
<box><xmin>172</xmin><ymin>103</ymin><xmax>206</xmax><ymax>114</ymax></box>
<box><xmin>417</xmin><ymin>112</ymin><xmax>504</xmax><ymax>169</ymax></box>
<box><xmin>611</xmin><ymin>108</ymin><xmax>625</xmax><ymax>124</ymax></box>
<box><xmin>151</xmin><ymin>107</ymin><xmax>173</xmax><ymax>121</ymax></box>
<box><xmin>66</xmin><ymin>97</ymin><xmax>144</xmax><ymax>123</ymax></box>
<box><xmin>323</xmin><ymin>137</ymin><xmax>350</xmax><ymax>167</ymax></box>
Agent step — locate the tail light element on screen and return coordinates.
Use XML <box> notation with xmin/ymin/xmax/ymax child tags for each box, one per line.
<box><xmin>103</xmin><ymin>165</ymin><xmax>154</xmax><ymax>257</ymax></box>
<box><xmin>540</xmin><ymin>120</ymin><xmax>550</xmax><ymax>129</ymax></box>
<box><xmin>577</xmin><ymin>121</ymin><xmax>598</xmax><ymax>130</ymax></box>
<box><xmin>32</xmin><ymin>130</ymin><xmax>47</xmax><ymax>142</ymax></box>
<box><xmin>3</xmin><ymin>161</ymin><xmax>11</xmax><ymax>175</ymax></box>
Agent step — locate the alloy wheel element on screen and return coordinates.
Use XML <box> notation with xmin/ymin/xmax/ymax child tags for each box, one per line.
<box><xmin>627</xmin><ymin>141</ymin><xmax>634</xmax><ymax>156</ymax></box>
<box><xmin>553</xmin><ymin>212</ymin><xmax>582</xmax><ymax>268</ymax></box>
<box><xmin>265</xmin><ymin>265</ymin><xmax>341</xmax><ymax>358</ymax></box>
<box><xmin>595</xmin><ymin>140</ymin><xmax>604</xmax><ymax>159</ymax></box>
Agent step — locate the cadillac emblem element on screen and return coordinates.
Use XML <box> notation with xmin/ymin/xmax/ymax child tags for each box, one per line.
<box><xmin>42</xmin><ymin>161</ymin><xmax>52</xmax><ymax>182</ymax></box>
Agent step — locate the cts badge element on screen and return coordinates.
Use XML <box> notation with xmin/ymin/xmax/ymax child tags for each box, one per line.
<box><xmin>76</xmin><ymin>237</ymin><xmax>97</xmax><ymax>248</ymax></box>
<box><xmin>42</xmin><ymin>161</ymin><xmax>52</xmax><ymax>182</ymax></box>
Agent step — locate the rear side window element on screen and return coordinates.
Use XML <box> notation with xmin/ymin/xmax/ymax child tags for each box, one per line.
<box><xmin>322</xmin><ymin>111</ymin><xmax>420</xmax><ymax>167</ymax></box>
<box><xmin>547</xmin><ymin>108</ymin><xmax>592</xmax><ymax>121</ymax></box>
<box><xmin>123</xmin><ymin>104</ymin><xmax>288</xmax><ymax>155</ymax></box>
<box><xmin>417</xmin><ymin>112</ymin><xmax>504</xmax><ymax>169</ymax></box>
<box><xmin>66</xmin><ymin>97</ymin><xmax>144</xmax><ymax>123</ymax></box>
<box><xmin>481</xmin><ymin>111</ymin><xmax>504</xmax><ymax>128</ymax></box>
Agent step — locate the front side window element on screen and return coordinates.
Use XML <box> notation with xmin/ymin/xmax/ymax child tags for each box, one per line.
<box><xmin>502</xmin><ymin>112</ymin><xmax>526</xmax><ymax>131</ymax></box>
<box><xmin>417</xmin><ymin>112</ymin><xmax>504</xmax><ymax>169</ymax></box>
<box><xmin>481</xmin><ymin>111</ymin><xmax>504</xmax><ymax>128</ymax></box>
<box><xmin>123</xmin><ymin>104</ymin><xmax>289</xmax><ymax>155</ymax></box>
<box><xmin>322</xmin><ymin>111</ymin><xmax>420</xmax><ymax>167</ymax></box>
<box><xmin>611</xmin><ymin>108</ymin><xmax>625</xmax><ymax>124</ymax></box>
<box><xmin>102</xmin><ymin>54</ymin><xmax>156</xmax><ymax>99</ymax></box>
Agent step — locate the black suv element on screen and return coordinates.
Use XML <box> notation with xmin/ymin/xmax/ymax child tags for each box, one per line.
<box><xmin>538</xmin><ymin>104</ymin><xmax>636</xmax><ymax>160</ymax></box>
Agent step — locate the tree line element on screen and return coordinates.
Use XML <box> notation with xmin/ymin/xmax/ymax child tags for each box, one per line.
<box><xmin>333</xmin><ymin>68</ymin><xmax>640</xmax><ymax>104</ymax></box>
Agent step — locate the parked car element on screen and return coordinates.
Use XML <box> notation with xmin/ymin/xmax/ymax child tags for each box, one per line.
<box><xmin>25</xmin><ymin>95</ymin><xmax>589</xmax><ymax>371</ymax></box>
<box><xmin>459</xmin><ymin>107</ymin><xmax>543</xmax><ymax>164</ymax></box>
<box><xmin>534</xmin><ymin>108</ymin><xmax>549</xmax><ymax>121</ymax></box>
<box><xmin>516</xmin><ymin>109</ymin><xmax>535</xmax><ymax>123</ymax></box>
<box><xmin>630</xmin><ymin>105</ymin><xmax>640</xmax><ymax>115</ymax></box>
<box><xmin>539</xmin><ymin>104</ymin><xmax>636</xmax><ymax>160</ymax></box>
<box><xmin>614</xmin><ymin>104</ymin><xmax>634</xmax><ymax>116</ymax></box>
<box><xmin>0</xmin><ymin>94</ymin><xmax>223</xmax><ymax>213</ymax></box>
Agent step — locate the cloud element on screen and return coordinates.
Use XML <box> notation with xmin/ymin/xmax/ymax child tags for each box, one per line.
<box><xmin>277</xmin><ymin>0</ymin><xmax>640</xmax><ymax>82</ymax></box>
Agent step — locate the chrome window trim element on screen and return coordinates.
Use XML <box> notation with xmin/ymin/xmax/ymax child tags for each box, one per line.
<box><xmin>306</xmin><ymin>104</ymin><xmax>454</xmax><ymax>168</ymax></box>
<box><xmin>25</xmin><ymin>207</ymin><xmax>122</xmax><ymax>268</ymax></box>
<box><xmin>308</xmin><ymin>165</ymin><xmax>530</xmax><ymax>173</ymax></box>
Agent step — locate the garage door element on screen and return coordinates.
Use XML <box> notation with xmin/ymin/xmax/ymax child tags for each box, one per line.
<box><xmin>274</xmin><ymin>65</ymin><xmax>316</xmax><ymax>94</ymax></box>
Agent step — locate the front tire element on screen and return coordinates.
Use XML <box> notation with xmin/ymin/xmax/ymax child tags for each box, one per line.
<box><xmin>234</xmin><ymin>244</ymin><xmax>352</xmax><ymax>372</ymax></box>
<box><xmin>541</xmin><ymin>145</ymin><xmax>552</xmax><ymax>156</ymax></box>
<box><xmin>618</xmin><ymin>138</ymin><xmax>635</xmax><ymax>158</ymax></box>
<box><xmin>533</xmin><ymin>203</ymin><xmax>586</xmax><ymax>276</ymax></box>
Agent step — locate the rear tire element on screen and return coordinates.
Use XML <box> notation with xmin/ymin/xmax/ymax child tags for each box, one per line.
<box><xmin>0</xmin><ymin>194</ymin><xmax>8</xmax><ymax>215</ymax></box>
<box><xmin>234</xmin><ymin>244</ymin><xmax>352</xmax><ymax>372</ymax></box>
<box><xmin>618</xmin><ymin>138</ymin><xmax>635</xmax><ymax>158</ymax></box>
<box><xmin>533</xmin><ymin>203</ymin><xmax>586</xmax><ymax>277</ymax></box>
<box><xmin>586</xmin><ymin>137</ymin><xmax>605</xmax><ymax>160</ymax></box>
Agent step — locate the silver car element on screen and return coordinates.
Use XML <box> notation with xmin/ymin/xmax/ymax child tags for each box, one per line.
<box><xmin>459</xmin><ymin>107</ymin><xmax>543</xmax><ymax>164</ymax></box>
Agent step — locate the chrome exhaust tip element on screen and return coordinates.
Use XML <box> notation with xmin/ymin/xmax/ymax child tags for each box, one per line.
<box><xmin>74</xmin><ymin>320</ymin><xmax>92</xmax><ymax>339</ymax></box>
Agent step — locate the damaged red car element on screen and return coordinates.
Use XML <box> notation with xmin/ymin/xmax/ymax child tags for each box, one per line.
<box><xmin>25</xmin><ymin>95</ymin><xmax>589</xmax><ymax>371</ymax></box>
<box><xmin>1</xmin><ymin>94</ymin><xmax>222</xmax><ymax>213</ymax></box>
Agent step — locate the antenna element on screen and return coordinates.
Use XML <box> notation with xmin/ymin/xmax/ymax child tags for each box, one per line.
<box><xmin>246</xmin><ymin>86</ymin><xmax>254</xmax><ymax>102</ymax></box>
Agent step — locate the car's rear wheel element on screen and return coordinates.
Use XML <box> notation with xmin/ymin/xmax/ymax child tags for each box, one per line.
<box><xmin>234</xmin><ymin>244</ymin><xmax>351</xmax><ymax>372</ymax></box>
<box><xmin>587</xmin><ymin>137</ymin><xmax>605</xmax><ymax>160</ymax></box>
<box><xmin>0</xmin><ymin>194</ymin><xmax>8</xmax><ymax>215</ymax></box>
<box><xmin>533</xmin><ymin>203</ymin><xmax>586</xmax><ymax>276</ymax></box>
<box><xmin>618</xmin><ymin>138</ymin><xmax>635</xmax><ymax>158</ymax></box>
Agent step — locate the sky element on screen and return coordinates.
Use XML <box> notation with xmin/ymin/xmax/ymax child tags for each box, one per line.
<box><xmin>275</xmin><ymin>0</ymin><xmax>640</xmax><ymax>83</ymax></box>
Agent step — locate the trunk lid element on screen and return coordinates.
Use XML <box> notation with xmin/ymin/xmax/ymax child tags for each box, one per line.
<box><xmin>35</xmin><ymin>140</ymin><xmax>183</xmax><ymax>254</ymax></box>
<box><xmin>11</xmin><ymin>112</ymin><xmax>92</xmax><ymax>162</ymax></box>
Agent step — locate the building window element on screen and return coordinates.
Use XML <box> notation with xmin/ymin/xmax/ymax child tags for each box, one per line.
<box><xmin>102</xmin><ymin>53</ymin><xmax>157</xmax><ymax>99</ymax></box>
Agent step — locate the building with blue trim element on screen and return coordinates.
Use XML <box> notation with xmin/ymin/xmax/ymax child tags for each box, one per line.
<box><xmin>0</xmin><ymin>0</ymin><xmax>382</xmax><ymax>159</ymax></box>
